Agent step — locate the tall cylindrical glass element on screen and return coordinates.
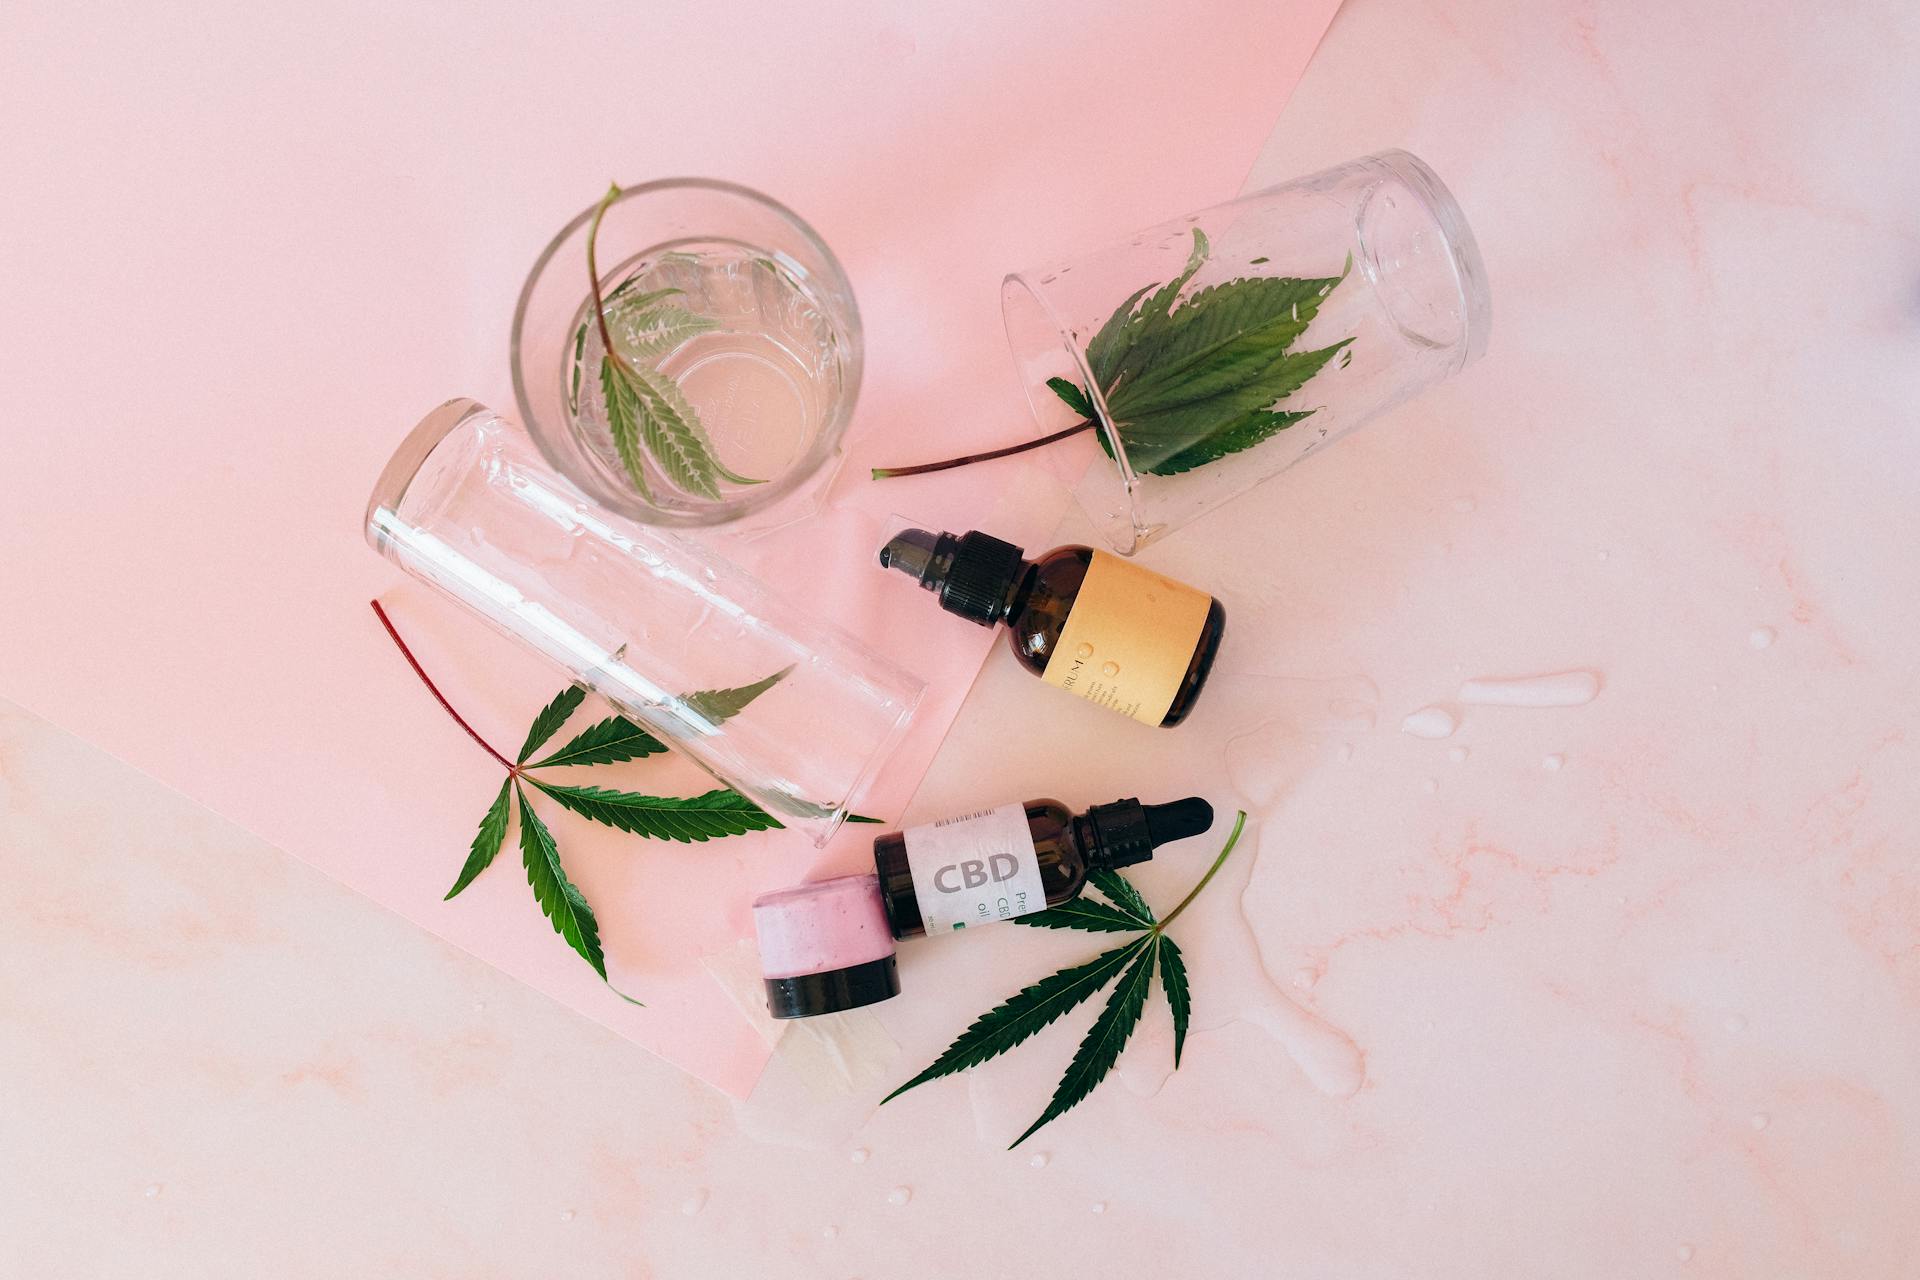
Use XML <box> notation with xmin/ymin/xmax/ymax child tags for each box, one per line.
<box><xmin>365</xmin><ymin>399</ymin><xmax>921</xmax><ymax>844</ymax></box>
<box><xmin>512</xmin><ymin>179</ymin><xmax>861</xmax><ymax>530</ymax></box>
<box><xmin>1002</xmin><ymin>150</ymin><xmax>1489</xmax><ymax>553</ymax></box>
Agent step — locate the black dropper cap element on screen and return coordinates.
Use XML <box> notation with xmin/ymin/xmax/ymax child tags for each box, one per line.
<box><xmin>878</xmin><ymin>528</ymin><xmax>1026</xmax><ymax>627</ymax></box>
<box><xmin>1084</xmin><ymin>796</ymin><xmax>1215</xmax><ymax>869</ymax></box>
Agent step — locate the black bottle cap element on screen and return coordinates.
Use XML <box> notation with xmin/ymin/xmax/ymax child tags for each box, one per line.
<box><xmin>1086</xmin><ymin>796</ymin><xmax>1215</xmax><ymax>869</ymax></box>
<box><xmin>878</xmin><ymin>528</ymin><xmax>1025</xmax><ymax>627</ymax></box>
<box><xmin>763</xmin><ymin>954</ymin><xmax>900</xmax><ymax>1020</ymax></box>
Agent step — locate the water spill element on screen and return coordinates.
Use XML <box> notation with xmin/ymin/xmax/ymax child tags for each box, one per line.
<box><xmin>1115</xmin><ymin>1017</ymin><xmax>1177</xmax><ymax>1099</ymax></box>
<box><xmin>681</xmin><ymin>1189</ymin><xmax>709</xmax><ymax>1216</ymax></box>
<box><xmin>1216</xmin><ymin>676</ymin><xmax>1378</xmax><ymax>809</ymax></box>
<box><xmin>1748</xmin><ymin>626</ymin><xmax>1776</xmax><ymax>650</ymax></box>
<box><xmin>1542</xmin><ymin>753</ymin><xmax>1566</xmax><ymax>772</ymax></box>
<box><xmin>1458</xmin><ymin>670</ymin><xmax>1601</xmax><ymax>708</ymax></box>
<box><xmin>1401</xmin><ymin>706</ymin><xmax>1459</xmax><ymax>739</ymax></box>
<box><xmin>1028</xmin><ymin>1152</ymin><xmax>1050</xmax><ymax>1169</ymax></box>
<box><xmin>1447</xmin><ymin>745</ymin><xmax>1470</xmax><ymax>764</ymax></box>
<box><xmin>886</xmin><ymin>1186</ymin><xmax>912</xmax><ymax>1207</ymax></box>
<box><xmin>1203</xmin><ymin>728</ymin><xmax>1371</xmax><ymax>1096</ymax></box>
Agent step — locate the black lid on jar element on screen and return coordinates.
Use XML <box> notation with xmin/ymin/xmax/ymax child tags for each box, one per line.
<box><xmin>763</xmin><ymin>954</ymin><xmax>901</xmax><ymax>1020</ymax></box>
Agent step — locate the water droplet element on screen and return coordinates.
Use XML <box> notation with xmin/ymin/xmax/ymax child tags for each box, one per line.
<box><xmin>886</xmin><ymin>1186</ymin><xmax>912</xmax><ymax>1207</ymax></box>
<box><xmin>143</xmin><ymin>1184</ymin><xmax>163</xmax><ymax>1199</ymax></box>
<box><xmin>1542</xmin><ymin>753</ymin><xmax>1566</xmax><ymax>772</ymax></box>
<box><xmin>1448</xmin><ymin>745</ymin><xmax>1470</xmax><ymax>764</ymax></box>
<box><xmin>1336</xmin><ymin>742</ymin><xmax>1355</xmax><ymax>763</ymax></box>
<box><xmin>1750</xmin><ymin>1112</ymin><xmax>1770</xmax><ymax>1131</ymax></box>
<box><xmin>559</xmin><ymin>1208</ymin><xmax>576</xmax><ymax>1222</ymax></box>
<box><xmin>1075</xmin><ymin>642</ymin><xmax>1094</xmax><ymax>660</ymax></box>
<box><xmin>1596</xmin><ymin>549</ymin><xmax>1611</xmax><ymax>562</ymax></box>
<box><xmin>848</xmin><ymin>1147</ymin><xmax>869</xmax><ymax>1164</ymax></box>
<box><xmin>1291</xmin><ymin>966</ymin><xmax>1319</xmax><ymax>990</ymax></box>
<box><xmin>681</xmin><ymin>1188</ymin><xmax>708</xmax><ymax>1216</ymax></box>
<box><xmin>1450</xmin><ymin>496</ymin><xmax>1477</xmax><ymax>513</ymax></box>
<box><xmin>1028</xmin><ymin>1152</ymin><xmax>1050</xmax><ymax>1169</ymax></box>
<box><xmin>1101</xmin><ymin>661</ymin><xmax>1120</xmax><ymax>677</ymax></box>
<box><xmin>1401</xmin><ymin>706</ymin><xmax>1458</xmax><ymax>739</ymax></box>
<box><xmin>472</xmin><ymin>1000</ymin><xmax>487</xmax><ymax>1013</ymax></box>
<box><xmin>1748</xmin><ymin>626</ymin><xmax>1776</xmax><ymax>650</ymax></box>
<box><xmin>1676</xmin><ymin>1243</ymin><xmax>1695</xmax><ymax>1263</ymax></box>
<box><xmin>1724</xmin><ymin>1014</ymin><xmax>1748</xmax><ymax>1033</ymax></box>
<box><xmin>821</xmin><ymin>1224</ymin><xmax>840</xmax><ymax>1240</ymax></box>
<box><xmin>1090</xmin><ymin>1201</ymin><xmax>1108</xmax><ymax>1215</ymax></box>
<box><xmin>1421</xmin><ymin>777</ymin><xmax>1440</xmax><ymax>794</ymax></box>
<box><xmin>1458</xmin><ymin>670</ymin><xmax>1602</xmax><ymax>708</ymax></box>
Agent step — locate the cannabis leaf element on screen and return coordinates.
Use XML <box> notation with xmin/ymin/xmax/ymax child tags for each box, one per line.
<box><xmin>1051</xmin><ymin>231</ymin><xmax>1351</xmax><ymax>476</ymax></box>
<box><xmin>528</xmin><ymin>782</ymin><xmax>784</xmax><ymax>842</ymax></box>
<box><xmin>370</xmin><ymin>600</ymin><xmax>867</xmax><ymax>1006</ymax></box>
<box><xmin>525</xmin><ymin>669</ymin><xmax>791</xmax><ymax>769</ymax></box>
<box><xmin>884</xmin><ymin>810</ymin><xmax>1247</xmax><ymax>1147</ymax></box>
<box><xmin>515</xmin><ymin>783</ymin><xmax>606</xmax><ymax>979</ymax></box>
<box><xmin>446</xmin><ymin>778</ymin><xmax>512</xmax><ymax>901</ymax></box>
<box><xmin>526</xmin><ymin>715</ymin><xmax>668</xmax><ymax>769</ymax></box>
<box><xmin>870</xmin><ymin>229</ymin><xmax>1352</xmax><ymax>482</ymax></box>
<box><xmin>581</xmin><ymin>183</ymin><xmax>761</xmax><ymax>501</ymax></box>
<box><xmin>518</xmin><ymin>685</ymin><xmax>586</xmax><ymax>763</ymax></box>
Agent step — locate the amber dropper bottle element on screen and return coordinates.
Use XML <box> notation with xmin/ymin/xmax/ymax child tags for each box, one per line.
<box><xmin>873</xmin><ymin>796</ymin><xmax>1214</xmax><ymax>938</ymax></box>
<box><xmin>879</xmin><ymin>528</ymin><xmax>1226</xmax><ymax>727</ymax></box>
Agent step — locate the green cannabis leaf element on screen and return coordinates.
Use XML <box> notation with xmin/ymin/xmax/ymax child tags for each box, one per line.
<box><xmin>883</xmin><ymin>810</ymin><xmax>1247</xmax><ymax>1147</ymax></box>
<box><xmin>582</xmin><ymin>183</ymin><xmax>761</xmax><ymax>502</ymax></box>
<box><xmin>528</xmin><ymin>782</ymin><xmax>784</xmax><ymax>843</ymax></box>
<box><xmin>871</xmin><ymin>229</ymin><xmax>1350</xmax><ymax>481</ymax></box>
<box><xmin>446</xmin><ymin>777</ymin><xmax>512</xmax><ymax>901</ymax></box>
<box><xmin>370</xmin><ymin>600</ymin><xmax>856</xmax><ymax>1005</ymax></box>
<box><xmin>1054</xmin><ymin>229</ymin><xmax>1352</xmax><ymax>475</ymax></box>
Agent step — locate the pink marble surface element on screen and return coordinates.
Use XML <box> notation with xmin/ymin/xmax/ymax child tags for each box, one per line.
<box><xmin>6</xmin><ymin>0</ymin><xmax>1920</xmax><ymax>1274</ymax></box>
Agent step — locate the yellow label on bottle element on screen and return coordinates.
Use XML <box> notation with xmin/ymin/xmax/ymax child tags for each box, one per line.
<box><xmin>1040</xmin><ymin>552</ymin><xmax>1212</xmax><ymax>726</ymax></box>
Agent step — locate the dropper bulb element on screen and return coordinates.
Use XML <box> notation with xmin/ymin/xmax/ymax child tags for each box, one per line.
<box><xmin>1144</xmin><ymin>797</ymin><xmax>1214</xmax><ymax>846</ymax></box>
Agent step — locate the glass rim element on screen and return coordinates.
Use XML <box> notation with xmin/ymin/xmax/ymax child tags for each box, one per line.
<box><xmin>999</xmin><ymin>272</ymin><xmax>1152</xmax><ymax>554</ymax></box>
<box><xmin>508</xmin><ymin>177</ymin><xmax>863</xmax><ymax>528</ymax></box>
<box><xmin>364</xmin><ymin>396</ymin><xmax>487</xmax><ymax>556</ymax></box>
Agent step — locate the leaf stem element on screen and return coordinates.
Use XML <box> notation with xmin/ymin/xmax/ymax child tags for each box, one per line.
<box><xmin>586</xmin><ymin>183</ymin><xmax>623</xmax><ymax>378</ymax></box>
<box><xmin>870</xmin><ymin>420</ymin><xmax>1096</xmax><ymax>480</ymax></box>
<box><xmin>1155</xmin><ymin>809</ymin><xmax>1247</xmax><ymax>932</ymax></box>
<box><xmin>370</xmin><ymin>599</ymin><xmax>519</xmax><ymax>776</ymax></box>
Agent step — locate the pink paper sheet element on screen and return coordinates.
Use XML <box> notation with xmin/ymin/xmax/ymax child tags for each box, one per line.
<box><xmin>0</xmin><ymin>0</ymin><xmax>1341</xmax><ymax>1095</ymax></box>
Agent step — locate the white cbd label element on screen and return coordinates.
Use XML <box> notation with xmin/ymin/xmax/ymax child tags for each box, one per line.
<box><xmin>902</xmin><ymin>802</ymin><xmax>1045</xmax><ymax>935</ymax></box>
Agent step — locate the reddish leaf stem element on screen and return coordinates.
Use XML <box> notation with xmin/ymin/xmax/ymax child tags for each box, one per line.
<box><xmin>370</xmin><ymin>599</ymin><xmax>519</xmax><ymax>775</ymax></box>
<box><xmin>869</xmin><ymin>419</ymin><xmax>1096</xmax><ymax>479</ymax></box>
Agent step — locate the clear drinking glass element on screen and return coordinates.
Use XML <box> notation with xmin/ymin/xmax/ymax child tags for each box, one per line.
<box><xmin>1002</xmin><ymin>150</ymin><xmax>1489</xmax><ymax>553</ymax></box>
<box><xmin>511</xmin><ymin>179</ymin><xmax>862</xmax><ymax>529</ymax></box>
<box><xmin>365</xmin><ymin>399</ymin><xmax>922</xmax><ymax>843</ymax></box>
